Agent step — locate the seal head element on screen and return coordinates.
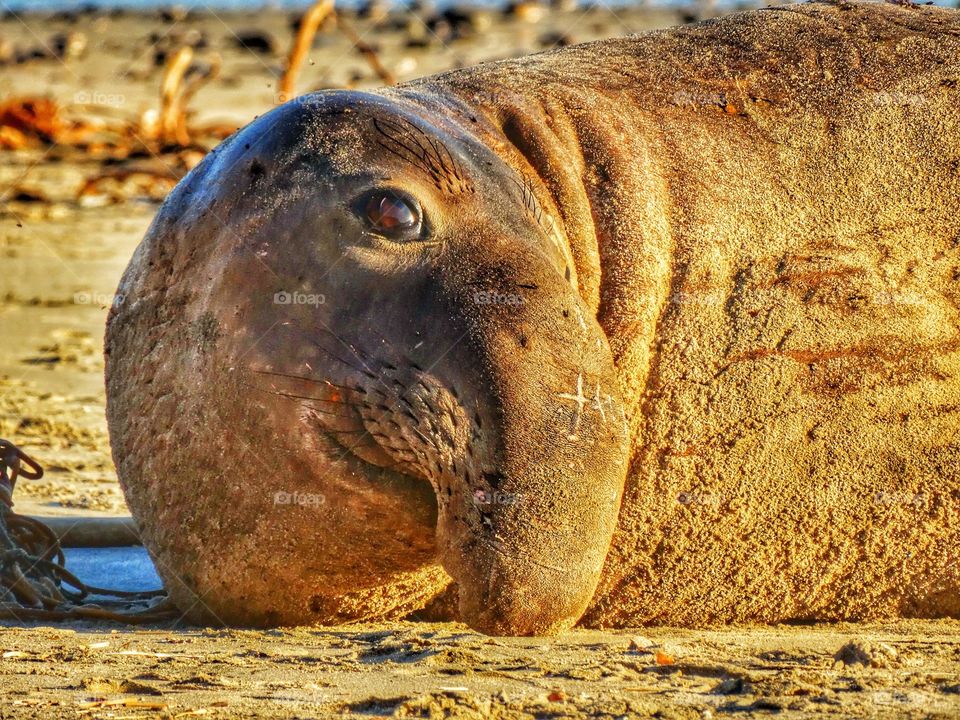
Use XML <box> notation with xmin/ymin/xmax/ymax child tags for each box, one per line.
<box><xmin>107</xmin><ymin>90</ymin><xmax>630</xmax><ymax>635</ymax></box>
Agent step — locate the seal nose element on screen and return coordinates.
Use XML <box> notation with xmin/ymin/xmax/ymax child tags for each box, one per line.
<box><xmin>461</xmin><ymin>564</ymin><xmax>591</xmax><ymax>636</ymax></box>
<box><xmin>451</xmin><ymin>505</ymin><xmax>620</xmax><ymax>635</ymax></box>
<box><xmin>432</xmin><ymin>259</ymin><xmax>630</xmax><ymax>635</ymax></box>
<box><xmin>442</xmin><ymin>378</ymin><xmax>628</xmax><ymax>637</ymax></box>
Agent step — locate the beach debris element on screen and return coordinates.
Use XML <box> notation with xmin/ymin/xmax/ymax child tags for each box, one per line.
<box><xmin>0</xmin><ymin>3</ymin><xmax>399</xmax><ymax>206</ymax></box>
<box><xmin>160</xmin><ymin>5</ymin><xmax>190</xmax><ymax>23</ymax></box>
<box><xmin>0</xmin><ymin>97</ymin><xmax>62</xmax><ymax>147</ymax></box>
<box><xmin>0</xmin><ymin>439</ymin><xmax>176</xmax><ymax>625</ymax></box>
<box><xmin>356</xmin><ymin>0</ymin><xmax>392</xmax><ymax>24</ymax></box>
<box><xmin>231</xmin><ymin>29</ymin><xmax>278</xmax><ymax>55</ymax></box>
<box><xmin>654</xmin><ymin>650</ymin><xmax>676</xmax><ymax>666</ymax></box>
<box><xmin>422</xmin><ymin>8</ymin><xmax>490</xmax><ymax>44</ymax></box>
<box><xmin>505</xmin><ymin>1</ymin><xmax>548</xmax><ymax>23</ymax></box>
<box><xmin>833</xmin><ymin>640</ymin><xmax>899</xmax><ymax>669</ymax></box>
<box><xmin>148</xmin><ymin>27</ymin><xmax>209</xmax><ymax>68</ymax></box>
<box><xmin>0</xmin><ymin>37</ymin><xmax>14</xmax><ymax>65</ymax></box>
<box><xmin>712</xmin><ymin>677</ymin><xmax>748</xmax><ymax>694</ymax></box>
<box><xmin>76</xmin><ymin>159</ymin><xmax>188</xmax><ymax>205</ymax></box>
<box><xmin>279</xmin><ymin>0</ymin><xmax>396</xmax><ymax>101</ymax></box>
<box><xmin>69</xmin><ymin>44</ymin><xmax>224</xmax><ymax>202</ymax></box>
<box><xmin>11</xmin><ymin>31</ymin><xmax>87</xmax><ymax>64</ymax></box>
<box><xmin>627</xmin><ymin>635</ymin><xmax>655</xmax><ymax>652</ymax></box>
<box><xmin>280</xmin><ymin>0</ymin><xmax>336</xmax><ymax>101</ymax></box>
<box><xmin>3</xmin><ymin>186</ymin><xmax>50</xmax><ymax>203</ymax></box>
<box><xmin>0</xmin><ymin>96</ymin><xmax>120</xmax><ymax>151</ymax></box>
<box><xmin>337</xmin><ymin>16</ymin><xmax>397</xmax><ymax>85</ymax></box>
<box><xmin>404</xmin><ymin>23</ymin><xmax>432</xmax><ymax>50</ymax></box>
<box><xmin>0</xmin><ymin>89</ymin><xmax>223</xmax><ymax>174</ymax></box>
<box><xmin>0</xmin><ymin>58</ymin><xmax>227</xmax><ymax>208</ymax></box>
<box><xmin>49</xmin><ymin>31</ymin><xmax>88</xmax><ymax>61</ymax></box>
<box><xmin>156</xmin><ymin>46</ymin><xmax>222</xmax><ymax>147</ymax></box>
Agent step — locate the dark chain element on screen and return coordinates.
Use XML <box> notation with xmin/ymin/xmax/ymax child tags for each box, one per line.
<box><xmin>0</xmin><ymin>439</ymin><xmax>178</xmax><ymax>624</ymax></box>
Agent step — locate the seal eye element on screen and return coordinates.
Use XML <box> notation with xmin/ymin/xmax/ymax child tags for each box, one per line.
<box><xmin>361</xmin><ymin>191</ymin><xmax>421</xmax><ymax>237</ymax></box>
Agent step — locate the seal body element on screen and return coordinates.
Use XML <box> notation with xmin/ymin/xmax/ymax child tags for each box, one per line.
<box><xmin>107</xmin><ymin>1</ymin><xmax>960</xmax><ymax>634</ymax></box>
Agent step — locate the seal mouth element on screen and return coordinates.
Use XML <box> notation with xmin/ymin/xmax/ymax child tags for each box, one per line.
<box><xmin>316</xmin><ymin>421</ymin><xmax>428</xmax><ymax>492</ymax></box>
<box><xmin>242</xmin><ymin>363</ymin><xmax>440</xmax><ymax>511</ymax></box>
<box><xmin>299</xmin><ymin>403</ymin><xmax>434</xmax><ymax>496</ymax></box>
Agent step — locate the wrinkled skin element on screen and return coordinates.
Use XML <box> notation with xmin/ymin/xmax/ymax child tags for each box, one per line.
<box><xmin>106</xmin><ymin>91</ymin><xmax>629</xmax><ymax>636</ymax></box>
<box><xmin>108</xmin><ymin>1</ymin><xmax>960</xmax><ymax>635</ymax></box>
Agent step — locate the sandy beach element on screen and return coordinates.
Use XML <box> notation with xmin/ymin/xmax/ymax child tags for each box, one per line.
<box><xmin>1</xmin><ymin>619</ymin><xmax>958</xmax><ymax>718</ymax></box>
<box><xmin>2</xmin><ymin>4</ymin><xmax>960</xmax><ymax>718</ymax></box>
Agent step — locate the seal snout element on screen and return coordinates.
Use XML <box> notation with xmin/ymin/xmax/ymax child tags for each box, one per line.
<box><xmin>430</xmin><ymin>274</ymin><xmax>631</xmax><ymax>635</ymax></box>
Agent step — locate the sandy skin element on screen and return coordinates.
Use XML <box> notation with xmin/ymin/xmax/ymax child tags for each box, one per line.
<box><xmin>107</xmin><ymin>1</ymin><xmax>960</xmax><ymax>636</ymax></box>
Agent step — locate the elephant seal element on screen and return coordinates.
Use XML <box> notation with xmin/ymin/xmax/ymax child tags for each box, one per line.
<box><xmin>106</xmin><ymin>0</ymin><xmax>960</xmax><ymax>635</ymax></box>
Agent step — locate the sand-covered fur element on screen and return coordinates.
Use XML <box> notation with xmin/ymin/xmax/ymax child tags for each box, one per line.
<box><xmin>107</xmin><ymin>1</ymin><xmax>960</xmax><ymax>633</ymax></box>
<box><xmin>405</xmin><ymin>0</ymin><xmax>960</xmax><ymax>626</ymax></box>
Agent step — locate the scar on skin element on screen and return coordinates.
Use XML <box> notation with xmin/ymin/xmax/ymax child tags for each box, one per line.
<box><xmin>557</xmin><ymin>372</ymin><xmax>587</xmax><ymax>439</ymax></box>
<box><xmin>592</xmin><ymin>383</ymin><xmax>607</xmax><ymax>423</ymax></box>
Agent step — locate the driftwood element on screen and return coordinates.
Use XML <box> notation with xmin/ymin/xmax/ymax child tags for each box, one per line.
<box><xmin>278</xmin><ymin>0</ymin><xmax>335</xmax><ymax>101</ymax></box>
<box><xmin>35</xmin><ymin>516</ymin><xmax>141</xmax><ymax>548</ymax></box>
<box><xmin>278</xmin><ymin>0</ymin><xmax>395</xmax><ymax>101</ymax></box>
<box><xmin>158</xmin><ymin>46</ymin><xmax>222</xmax><ymax>147</ymax></box>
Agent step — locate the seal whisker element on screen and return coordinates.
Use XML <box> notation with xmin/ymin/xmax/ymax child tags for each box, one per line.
<box><xmin>249</xmin><ymin>369</ymin><xmax>358</xmax><ymax>394</ymax></box>
<box><xmin>236</xmin><ymin>380</ymin><xmax>367</xmax><ymax>418</ymax></box>
<box><xmin>255</xmin><ymin>388</ymin><xmax>364</xmax><ymax>409</ymax></box>
<box><xmin>311</xmin><ymin>326</ymin><xmax>383</xmax><ymax>378</ymax></box>
<box><xmin>375</xmin><ymin>138</ymin><xmax>434</xmax><ymax>180</ymax></box>
<box><xmin>291</xmin><ymin>329</ymin><xmax>378</xmax><ymax>380</ymax></box>
<box><xmin>380</xmin><ymin>117</ymin><xmax>437</xmax><ymax>164</ymax></box>
<box><xmin>358</xmin><ymin>324</ymin><xmax>424</xmax><ymax>371</ymax></box>
<box><xmin>425</xmin><ymin>134</ymin><xmax>457</xmax><ymax>179</ymax></box>
<box><xmin>403</xmin><ymin>119</ymin><xmax>466</xmax><ymax>186</ymax></box>
<box><xmin>372</xmin><ymin>116</ymin><xmax>469</xmax><ymax>192</ymax></box>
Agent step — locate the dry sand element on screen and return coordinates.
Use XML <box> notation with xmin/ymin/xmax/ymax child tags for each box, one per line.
<box><xmin>2</xmin><ymin>621</ymin><xmax>959</xmax><ymax>718</ymax></box>
<box><xmin>1</xmin><ymin>5</ymin><xmax>959</xmax><ymax>718</ymax></box>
